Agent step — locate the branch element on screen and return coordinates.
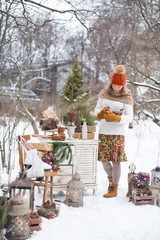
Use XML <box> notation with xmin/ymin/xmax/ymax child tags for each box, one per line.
<box><xmin>23</xmin><ymin>0</ymin><xmax>94</xmax><ymax>31</ymax></box>
<box><xmin>142</xmin><ymin>109</ymin><xmax>160</xmax><ymax>126</ymax></box>
<box><xmin>19</xmin><ymin>99</ymin><xmax>39</xmax><ymax>134</ymax></box>
<box><xmin>126</xmin><ymin>63</ymin><xmax>160</xmax><ymax>85</ymax></box>
<box><xmin>137</xmin><ymin>99</ymin><xmax>160</xmax><ymax>103</ymax></box>
<box><xmin>24</xmin><ymin>0</ymin><xmax>78</xmax><ymax>14</ymax></box>
<box><xmin>107</xmin><ymin>28</ymin><xmax>119</xmax><ymax>63</ymax></box>
<box><xmin>23</xmin><ymin>77</ymin><xmax>51</xmax><ymax>87</ymax></box>
<box><xmin>137</xmin><ymin>0</ymin><xmax>160</xmax><ymax>42</ymax></box>
<box><xmin>127</xmin><ymin>80</ymin><xmax>160</xmax><ymax>91</ymax></box>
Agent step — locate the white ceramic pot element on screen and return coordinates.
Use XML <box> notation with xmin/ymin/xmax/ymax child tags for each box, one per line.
<box><xmin>67</xmin><ymin>126</ymin><xmax>76</xmax><ymax>139</ymax></box>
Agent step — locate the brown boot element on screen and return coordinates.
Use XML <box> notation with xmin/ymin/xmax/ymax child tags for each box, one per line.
<box><xmin>108</xmin><ymin>177</ymin><xmax>113</xmax><ymax>191</ymax></box>
<box><xmin>103</xmin><ymin>182</ymin><xmax>114</xmax><ymax>197</ymax></box>
<box><xmin>103</xmin><ymin>183</ymin><xmax>118</xmax><ymax>198</ymax></box>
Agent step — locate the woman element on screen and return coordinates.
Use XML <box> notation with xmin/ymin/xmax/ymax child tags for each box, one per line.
<box><xmin>94</xmin><ymin>65</ymin><xmax>133</xmax><ymax>198</ymax></box>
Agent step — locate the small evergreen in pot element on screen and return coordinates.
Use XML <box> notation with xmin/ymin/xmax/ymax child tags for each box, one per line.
<box><xmin>66</xmin><ymin>110</ymin><xmax>76</xmax><ymax>139</ymax></box>
<box><xmin>81</xmin><ymin>113</ymin><xmax>96</xmax><ymax>133</ymax></box>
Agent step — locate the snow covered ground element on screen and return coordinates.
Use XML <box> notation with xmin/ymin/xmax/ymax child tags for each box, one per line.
<box><xmin>29</xmin><ymin>119</ymin><xmax>160</xmax><ymax>240</ymax></box>
<box><xmin>1</xmin><ymin>119</ymin><xmax>160</xmax><ymax>240</ymax></box>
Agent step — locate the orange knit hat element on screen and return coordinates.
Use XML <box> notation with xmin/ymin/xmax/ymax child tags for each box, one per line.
<box><xmin>110</xmin><ymin>65</ymin><xmax>126</xmax><ymax>86</ymax></box>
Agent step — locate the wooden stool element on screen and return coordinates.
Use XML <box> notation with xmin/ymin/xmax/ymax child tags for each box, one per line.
<box><xmin>33</xmin><ymin>171</ymin><xmax>58</xmax><ymax>204</ymax></box>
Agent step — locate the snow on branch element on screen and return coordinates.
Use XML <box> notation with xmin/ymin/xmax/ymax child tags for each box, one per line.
<box><xmin>149</xmin><ymin>76</ymin><xmax>160</xmax><ymax>85</ymax></box>
<box><xmin>127</xmin><ymin>80</ymin><xmax>160</xmax><ymax>91</ymax></box>
<box><xmin>137</xmin><ymin>99</ymin><xmax>160</xmax><ymax>103</ymax></box>
<box><xmin>142</xmin><ymin>109</ymin><xmax>160</xmax><ymax>126</ymax></box>
<box><xmin>126</xmin><ymin>63</ymin><xmax>160</xmax><ymax>85</ymax></box>
<box><xmin>23</xmin><ymin>77</ymin><xmax>51</xmax><ymax>87</ymax></box>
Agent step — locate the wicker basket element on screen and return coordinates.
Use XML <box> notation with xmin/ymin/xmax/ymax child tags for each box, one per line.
<box><xmin>80</xmin><ymin>125</ymin><xmax>96</xmax><ymax>133</ymax></box>
<box><xmin>73</xmin><ymin>132</ymin><xmax>95</xmax><ymax>139</ymax></box>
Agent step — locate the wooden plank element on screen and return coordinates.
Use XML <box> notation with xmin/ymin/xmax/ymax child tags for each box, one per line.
<box><xmin>37</xmin><ymin>151</ymin><xmax>46</xmax><ymax>160</ymax></box>
<box><xmin>132</xmin><ymin>200</ymin><xmax>154</xmax><ymax>205</ymax></box>
<box><xmin>32</xmin><ymin>134</ymin><xmax>52</xmax><ymax>139</ymax></box>
<box><xmin>29</xmin><ymin>142</ymin><xmax>54</xmax><ymax>151</ymax></box>
<box><xmin>132</xmin><ymin>192</ymin><xmax>154</xmax><ymax>205</ymax></box>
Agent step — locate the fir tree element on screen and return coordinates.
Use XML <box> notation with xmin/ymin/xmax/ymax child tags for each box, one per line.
<box><xmin>61</xmin><ymin>61</ymin><xmax>89</xmax><ymax>104</ymax></box>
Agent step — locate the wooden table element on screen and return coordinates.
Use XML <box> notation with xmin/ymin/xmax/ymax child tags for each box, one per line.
<box><xmin>30</xmin><ymin>137</ymin><xmax>98</xmax><ymax>194</ymax></box>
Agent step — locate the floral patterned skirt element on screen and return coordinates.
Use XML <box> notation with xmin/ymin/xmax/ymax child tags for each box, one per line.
<box><xmin>98</xmin><ymin>134</ymin><xmax>127</xmax><ymax>162</ymax></box>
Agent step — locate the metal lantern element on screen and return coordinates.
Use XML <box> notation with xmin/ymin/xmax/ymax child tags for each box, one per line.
<box><xmin>6</xmin><ymin>197</ymin><xmax>31</xmax><ymax>240</ymax></box>
<box><xmin>9</xmin><ymin>169</ymin><xmax>34</xmax><ymax>210</ymax></box>
<box><xmin>65</xmin><ymin>172</ymin><xmax>84</xmax><ymax>207</ymax></box>
<box><xmin>151</xmin><ymin>166</ymin><xmax>160</xmax><ymax>188</ymax></box>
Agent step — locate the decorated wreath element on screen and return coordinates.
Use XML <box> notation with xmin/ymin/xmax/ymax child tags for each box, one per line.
<box><xmin>132</xmin><ymin>172</ymin><xmax>150</xmax><ymax>189</ymax></box>
<box><xmin>42</xmin><ymin>152</ymin><xmax>60</xmax><ymax>172</ymax></box>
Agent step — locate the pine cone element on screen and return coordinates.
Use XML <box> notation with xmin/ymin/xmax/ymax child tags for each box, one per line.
<box><xmin>37</xmin><ymin>208</ymin><xmax>47</xmax><ymax>216</ymax></box>
<box><xmin>43</xmin><ymin>200</ymin><xmax>51</xmax><ymax>209</ymax></box>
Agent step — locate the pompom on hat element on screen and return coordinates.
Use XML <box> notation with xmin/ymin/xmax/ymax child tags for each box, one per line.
<box><xmin>110</xmin><ymin>65</ymin><xmax>126</xmax><ymax>86</ymax></box>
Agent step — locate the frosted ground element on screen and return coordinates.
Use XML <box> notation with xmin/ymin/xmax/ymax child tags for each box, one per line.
<box><xmin>31</xmin><ymin>119</ymin><xmax>160</xmax><ymax>240</ymax></box>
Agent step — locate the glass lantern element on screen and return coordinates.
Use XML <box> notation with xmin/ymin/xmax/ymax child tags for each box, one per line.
<box><xmin>9</xmin><ymin>169</ymin><xmax>34</xmax><ymax>210</ymax></box>
<box><xmin>151</xmin><ymin>167</ymin><xmax>160</xmax><ymax>188</ymax></box>
<box><xmin>5</xmin><ymin>197</ymin><xmax>31</xmax><ymax>240</ymax></box>
<box><xmin>65</xmin><ymin>172</ymin><xmax>84</xmax><ymax>207</ymax></box>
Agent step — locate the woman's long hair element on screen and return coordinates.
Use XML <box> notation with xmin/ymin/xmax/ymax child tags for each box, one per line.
<box><xmin>102</xmin><ymin>82</ymin><xmax>130</xmax><ymax>97</ymax></box>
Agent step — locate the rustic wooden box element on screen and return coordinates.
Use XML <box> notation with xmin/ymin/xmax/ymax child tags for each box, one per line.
<box><xmin>126</xmin><ymin>173</ymin><xmax>136</xmax><ymax>201</ymax></box>
<box><xmin>132</xmin><ymin>192</ymin><xmax>154</xmax><ymax>205</ymax></box>
<box><xmin>29</xmin><ymin>216</ymin><xmax>42</xmax><ymax>233</ymax></box>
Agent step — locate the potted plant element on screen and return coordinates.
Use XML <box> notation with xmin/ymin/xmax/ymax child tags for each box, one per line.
<box><xmin>81</xmin><ymin>113</ymin><xmax>96</xmax><ymax>133</ymax></box>
<box><xmin>66</xmin><ymin>111</ymin><xmax>76</xmax><ymax>139</ymax></box>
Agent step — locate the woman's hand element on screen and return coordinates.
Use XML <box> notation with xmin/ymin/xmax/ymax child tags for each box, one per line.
<box><xmin>97</xmin><ymin>109</ymin><xmax>107</xmax><ymax>120</ymax></box>
<box><xmin>103</xmin><ymin>111</ymin><xmax>121</xmax><ymax>122</ymax></box>
<box><xmin>104</xmin><ymin>106</ymin><xmax>110</xmax><ymax>111</ymax></box>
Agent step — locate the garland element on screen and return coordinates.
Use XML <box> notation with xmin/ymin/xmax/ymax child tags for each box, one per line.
<box><xmin>132</xmin><ymin>172</ymin><xmax>150</xmax><ymax>189</ymax></box>
<box><xmin>42</xmin><ymin>153</ymin><xmax>60</xmax><ymax>172</ymax></box>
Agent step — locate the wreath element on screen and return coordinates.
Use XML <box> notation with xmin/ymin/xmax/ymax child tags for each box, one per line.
<box><xmin>132</xmin><ymin>172</ymin><xmax>150</xmax><ymax>189</ymax></box>
<box><xmin>42</xmin><ymin>152</ymin><xmax>60</xmax><ymax>172</ymax></box>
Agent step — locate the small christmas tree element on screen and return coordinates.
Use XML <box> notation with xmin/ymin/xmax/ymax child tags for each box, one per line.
<box><xmin>61</xmin><ymin>61</ymin><xmax>89</xmax><ymax>104</ymax></box>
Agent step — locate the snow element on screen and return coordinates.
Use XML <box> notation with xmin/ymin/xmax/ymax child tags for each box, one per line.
<box><xmin>0</xmin><ymin>86</ymin><xmax>40</xmax><ymax>101</ymax></box>
<box><xmin>30</xmin><ymin>119</ymin><xmax>160</xmax><ymax>240</ymax></box>
<box><xmin>1</xmin><ymin>119</ymin><xmax>160</xmax><ymax>240</ymax></box>
<box><xmin>130</xmin><ymin>81</ymin><xmax>160</xmax><ymax>91</ymax></box>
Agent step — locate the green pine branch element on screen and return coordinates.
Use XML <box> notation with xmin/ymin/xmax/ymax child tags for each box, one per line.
<box><xmin>48</xmin><ymin>142</ymin><xmax>73</xmax><ymax>165</ymax></box>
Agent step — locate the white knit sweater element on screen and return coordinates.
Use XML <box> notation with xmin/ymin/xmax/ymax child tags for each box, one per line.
<box><xmin>94</xmin><ymin>98</ymin><xmax>133</xmax><ymax>136</ymax></box>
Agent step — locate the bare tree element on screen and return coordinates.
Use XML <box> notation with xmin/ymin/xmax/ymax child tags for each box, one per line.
<box><xmin>1</xmin><ymin>0</ymin><xmax>159</xmax><ymax>127</ymax></box>
<box><xmin>83</xmin><ymin>0</ymin><xmax>139</xmax><ymax>88</ymax></box>
<box><xmin>125</xmin><ymin>0</ymin><xmax>160</xmax><ymax>125</ymax></box>
<box><xmin>83</xmin><ymin>0</ymin><xmax>160</xmax><ymax>125</ymax></box>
